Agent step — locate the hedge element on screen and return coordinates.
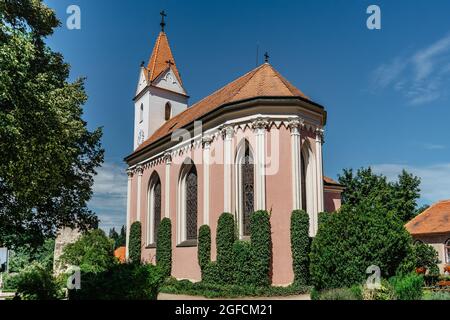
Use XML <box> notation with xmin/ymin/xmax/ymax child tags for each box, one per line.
<box><xmin>250</xmin><ymin>210</ymin><xmax>272</xmax><ymax>287</ymax></box>
<box><xmin>232</xmin><ymin>240</ymin><xmax>254</xmax><ymax>286</ymax></box>
<box><xmin>69</xmin><ymin>263</ymin><xmax>165</xmax><ymax>300</ymax></box>
<box><xmin>216</xmin><ymin>213</ymin><xmax>236</xmax><ymax>284</ymax></box>
<box><xmin>290</xmin><ymin>210</ymin><xmax>310</xmax><ymax>285</ymax></box>
<box><xmin>129</xmin><ymin>221</ymin><xmax>142</xmax><ymax>264</ymax></box>
<box><xmin>198</xmin><ymin>225</ymin><xmax>211</xmax><ymax>275</ymax></box>
<box><xmin>156</xmin><ymin>218</ymin><xmax>172</xmax><ymax>278</ymax></box>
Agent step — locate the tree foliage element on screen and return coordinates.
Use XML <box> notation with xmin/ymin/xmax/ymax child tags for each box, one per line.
<box><xmin>310</xmin><ymin>201</ymin><xmax>412</xmax><ymax>290</ymax></box>
<box><xmin>59</xmin><ymin>229</ymin><xmax>115</xmax><ymax>273</ymax></box>
<box><xmin>0</xmin><ymin>0</ymin><xmax>104</xmax><ymax>249</ymax></box>
<box><xmin>338</xmin><ymin>168</ymin><xmax>421</xmax><ymax>223</ymax></box>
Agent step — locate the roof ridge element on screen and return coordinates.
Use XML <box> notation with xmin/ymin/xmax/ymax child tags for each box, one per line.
<box><xmin>189</xmin><ymin>64</ymin><xmax>265</xmax><ymax>109</ymax></box>
<box><xmin>148</xmin><ymin>32</ymin><xmax>163</xmax><ymax>81</ymax></box>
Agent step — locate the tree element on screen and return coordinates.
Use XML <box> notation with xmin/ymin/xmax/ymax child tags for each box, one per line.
<box><xmin>310</xmin><ymin>201</ymin><xmax>412</xmax><ymax>290</ymax></box>
<box><xmin>109</xmin><ymin>228</ymin><xmax>119</xmax><ymax>249</ymax></box>
<box><xmin>8</xmin><ymin>239</ymin><xmax>55</xmax><ymax>273</ymax></box>
<box><xmin>59</xmin><ymin>229</ymin><xmax>115</xmax><ymax>273</ymax></box>
<box><xmin>338</xmin><ymin>168</ymin><xmax>421</xmax><ymax>223</ymax></box>
<box><xmin>0</xmin><ymin>0</ymin><xmax>104</xmax><ymax>249</ymax></box>
<box><xmin>118</xmin><ymin>226</ymin><xmax>126</xmax><ymax>247</ymax></box>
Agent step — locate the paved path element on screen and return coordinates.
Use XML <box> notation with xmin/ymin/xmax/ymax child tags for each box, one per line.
<box><xmin>158</xmin><ymin>293</ymin><xmax>311</xmax><ymax>300</ymax></box>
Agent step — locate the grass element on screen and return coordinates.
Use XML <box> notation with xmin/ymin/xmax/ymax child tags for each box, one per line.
<box><xmin>160</xmin><ymin>278</ymin><xmax>311</xmax><ymax>299</ymax></box>
<box><xmin>423</xmin><ymin>290</ymin><xmax>450</xmax><ymax>300</ymax></box>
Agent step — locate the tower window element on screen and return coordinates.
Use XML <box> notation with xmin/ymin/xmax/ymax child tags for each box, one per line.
<box><xmin>165</xmin><ymin>102</ymin><xmax>172</xmax><ymax>121</ymax></box>
<box><xmin>139</xmin><ymin>103</ymin><xmax>144</xmax><ymax>123</ymax></box>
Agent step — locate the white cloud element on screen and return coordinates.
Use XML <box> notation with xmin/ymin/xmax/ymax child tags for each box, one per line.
<box><xmin>371</xmin><ymin>33</ymin><xmax>450</xmax><ymax>105</ymax></box>
<box><xmin>89</xmin><ymin>162</ymin><xmax>127</xmax><ymax>232</ymax></box>
<box><xmin>372</xmin><ymin>163</ymin><xmax>450</xmax><ymax>204</ymax></box>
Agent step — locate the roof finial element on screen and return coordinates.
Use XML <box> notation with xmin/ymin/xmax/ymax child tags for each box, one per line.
<box><xmin>264</xmin><ymin>52</ymin><xmax>270</xmax><ymax>63</ymax></box>
<box><xmin>160</xmin><ymin>10</ymin><xmax>167</xmax><ymax>32</ymax></box>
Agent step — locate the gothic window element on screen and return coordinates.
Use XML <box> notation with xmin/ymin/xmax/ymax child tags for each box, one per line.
<box><xmin>301</xmin><ymin>152</ymin><xmax>307</xmax><ymax>212</ymax></box>
<box><xmin>147</xmin><ymin>173</ymin><xmax>161</xmax><ymax>245</ymax></box>
<box><xmin>178</xmin><ymin>161</ymin><xmax>198</xmax><ymax>243</ymax></box>
<box><xmin>236</xmin><ymin>140</ymin><xmax>254</xmax><ymax>238</ymax></box>
<box><xmin>165</xmin><ymin>102</ymin><xmax>172</xmax><ymax>121</ymax></box>
<box><xmin>185</xmin><ymin>167</ymin><xmax>198</xmax><ymax>240</ymax></box>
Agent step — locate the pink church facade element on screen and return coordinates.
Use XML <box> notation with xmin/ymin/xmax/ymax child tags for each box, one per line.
<box><xmin>125</xmin><ymin>28</ymin><xmax>343</xmax><ymax>286</ymax></box>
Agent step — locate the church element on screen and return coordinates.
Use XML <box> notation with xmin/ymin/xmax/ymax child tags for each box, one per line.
<box><xmin>124</xmin><ymin>16</ymin><xmax>343</xmax><ymax>285</ymax></box>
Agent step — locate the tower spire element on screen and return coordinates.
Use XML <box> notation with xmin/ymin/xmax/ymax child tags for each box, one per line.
<box><xmin>160</xmin><ymin>10</ymin><xmax>167</xmax><ymax>32</ymax></box>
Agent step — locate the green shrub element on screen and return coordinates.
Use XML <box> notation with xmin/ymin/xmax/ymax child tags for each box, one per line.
<box><xmin>310</xmin><ymin>202</ymin><xmax>411</xmax><ymax>290</ymax></box>
<box><xmin>15</xmin><ymin>262</ymin><xmax>62</xmax><ymax>300</ymax></box>
<box><xmin>216</xmin><ymin>213</ymin><xmax>236</xmax><ymax>284</ymax></box>
<box><xmin>290</xmin><ymin>210</ymin><xmax>310</xmax><ymax>285</ymax></box>
<box><xmin>250</xmin><ymin>210</ymin><xmax>272</xmax><ymax>287</ymax></box>
<box><xmin>198</xmin><ymin>225</ymin><xmax>211</xmax><ymax>274</ymax></box>
<box><xmin>129</xmin><ymin>221</ymin><xmax>142</xmax><ymax>264</ymax></box>
<box><xmin>69</xmin><ymin>263</ymin><xmax>165</xmax><ymax>300</ymax></box>
<box><xmin>314</xmin><ymin>287</ymin><xmax>362</xmax><ymax>300</ymax></box>
<box><xmin>423</xmin><ymin>291</ymin><xmax>450</xmax><ymax>300</ymax></box>
<box><xmin>59</xmin><ymin>229</ymin><xmax>116</xmax><ymax>273</ymax></box>
<box><xmin>202</xmin><ymin>261</ymin><xmax>220</xmax><ymax>284</ymax></box>
<box><xmin>232</xmin><ymin>240</ymin><xmax>254</xmax><ymax>286</ymax></box>
<box><xmin>318</xmin><ymin>212</ymin><xmax>331</xmax><ymax>230</ymax></box>
<box><xmin>161</xmin><ymin>278</ymin><xmax>310</xmax><ymax>299</ymax></box>
<box><xmin>414</xmin><ymin>242</ymin><xmax>440</xmax><ymax>275</ymax></box>
<box><xmin>362</xmin><ymin>280</ymin><xmax>396</xmax><ymax>300</ymax></box>
<box><xmin>390</xmin><ymin>273</ymin><xmax>424</xmax><ymax>300</ymax></box>
<box><xmin>3</xmin><ymin>273</ymin><xmax>20</xmax><ymax>290</ymax></box>
<box><xmin>156</xmin><ymin>218</ymin><xmax>172</xmax><ymax>278</ymax></box>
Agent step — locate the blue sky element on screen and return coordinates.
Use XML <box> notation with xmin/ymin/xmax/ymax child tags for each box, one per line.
<box><xmin>44</xmin><ymin>0</ymin><xmax>450</xmax><ymax>231</ymax></box>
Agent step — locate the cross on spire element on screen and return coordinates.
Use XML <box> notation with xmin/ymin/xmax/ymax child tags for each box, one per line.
<box><xmin>165</xmin><ymin>59</ymin><xmax>174</xmax><ymax>68</ymax></box>
<box><xmin>160</xmin><ymin>10</ymin><xmax>167</xmax><ymax>32</ymax></box>
<box><xmin>264</xmin><ymin>52</ymin><xmax>270</xmax><ymax>63</ymax></box>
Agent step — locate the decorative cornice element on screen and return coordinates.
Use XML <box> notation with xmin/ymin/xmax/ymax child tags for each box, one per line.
<box><xmin>202</xmin><ymin>135</ymin><xmax>214</xmax><ymax>148</ymax></box>
<box><xmin>316</xmin><ymin>128</ymin><xmax>325</xmax><ymax>144</ymax></box>
<box><xmin>163</xmin><ymin>152</ymin><xmax>172</xmax><ymax>165</ymax></box>
<box><xmin>136</xmin><ymin>165</ymin><xmax>144</xmax><ymax>176</ymax></box>
<box><xmin>252</xmin><ymin>118</ymin><xmax>270</xmax><ymax>132</ymax></box>
<box><xmin>127</xmin><ymin>170</ymin><xmax>134</xmax><ymax>178</ymax></box>
<box><xmin>221</xmin><ymin>126</ymin><xmax>234</xmax><ymax>140</ymax></box>
<box><xmin>288</xmin><ymin>117</ymin><xmax>305</xmax><ymax>133</ymax></box>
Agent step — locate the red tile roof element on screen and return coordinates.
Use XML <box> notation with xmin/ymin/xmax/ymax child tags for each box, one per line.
<box><xmin>146</xmin><ymin>31</ymin><xmax>183</xmax><ymax>85</ymax></box>
<box><xmin>405</xmin><ymin>200</ymin><xmax>450</xmax><ymax>235</ymax></box>
<box><xmin>134</xmin><ymin>63</ymin><xmax>310</xmax><ymax>153</ymax></box>
<box><xmin>114</xmin><ymin>246</ymin><xmax>126</xmax><ymax>263</ymax></box>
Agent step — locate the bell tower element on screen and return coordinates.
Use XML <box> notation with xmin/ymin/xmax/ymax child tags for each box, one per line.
<box><xmin>133</xmin><ymin>11</ymin><xmax>188</xmax><ymax>150</ymax></box>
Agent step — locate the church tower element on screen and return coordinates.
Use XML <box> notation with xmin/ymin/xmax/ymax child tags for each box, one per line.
<box><xmin>133</xmin><ymin>12</ymin><xmax>188</xmax><ymax>150</ymax></box>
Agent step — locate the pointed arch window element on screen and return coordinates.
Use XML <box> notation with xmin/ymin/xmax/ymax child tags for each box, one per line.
<box><xmin>236</xmin><ymin>140</ymin><xmax>255</xmax><ymax>238</ymax></box>
<box><xmin>147</xmin><ymin>172</ymin><xmax>162</xmax><ymax>245</ymax></box>
<box><xmin>177</xmin><ymin>161</ymin><xmax>198</xmax><ymax>244</ymax></box>
<box><xmin>165</xmin><ymin>102</ymin><xmax>172</xmax><ymax>121</ymax></box>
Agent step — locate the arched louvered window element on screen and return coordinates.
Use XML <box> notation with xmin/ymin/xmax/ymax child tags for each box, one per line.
<box><xmin>147</xmin><ymin>172</ymin><xmax>162</xmax><ymax>245</ymax></box>
<box><xmin>165</xmin><ymin>102</ymin><xmax>172</xmax><ymax>121</ymax></box>
<box><xmin>236</xmin><ymin>140</ymin><xmax>255</xmax><ymax>238</ymax></box>
<box><xmin>139</xmin><ymin>103</ymin><xmax>144</xmax><ymax>123</ymax></box>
